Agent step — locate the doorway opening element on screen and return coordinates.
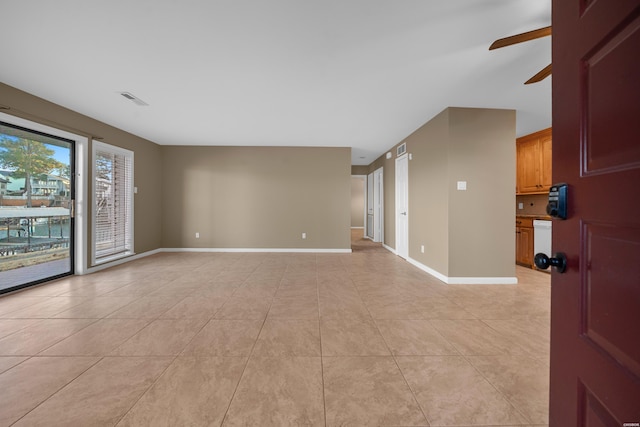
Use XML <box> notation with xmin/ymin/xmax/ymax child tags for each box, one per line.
<box><xmin>350</xmin><ymin>227</ymin><xmax>387</xmax><ymax>253</ymax></box>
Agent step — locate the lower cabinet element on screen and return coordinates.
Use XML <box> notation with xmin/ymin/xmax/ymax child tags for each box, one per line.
<box><xmin>516</xmin><ymin>218</ymin><xmax>534</xmax><ymax>267</ymax></box>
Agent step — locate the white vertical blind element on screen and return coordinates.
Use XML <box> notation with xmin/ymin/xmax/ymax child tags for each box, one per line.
<box><xmin>92</xmin><ymin>141</ymin><xmax>133</xmax><ymax>264</ymax></box>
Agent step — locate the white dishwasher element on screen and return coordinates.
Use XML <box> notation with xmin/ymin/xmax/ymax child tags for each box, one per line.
<box><xmin>533</xmin><ymin>220</ymin><xmax>552</xmax><ymax>258</ymax></box>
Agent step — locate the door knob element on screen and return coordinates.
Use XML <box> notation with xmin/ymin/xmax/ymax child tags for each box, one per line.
<box><xmin>534</xmin><ymin>252</ymin><xmax>567</xmax><ymax>273</ymax></box>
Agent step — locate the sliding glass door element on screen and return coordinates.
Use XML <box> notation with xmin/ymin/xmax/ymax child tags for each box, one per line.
<box><xmin>0</xmin><ymin>121</ymin><xmax>74</xmax><ymax>293</ymax></box>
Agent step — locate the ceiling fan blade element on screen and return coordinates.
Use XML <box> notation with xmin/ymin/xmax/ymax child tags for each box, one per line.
<box><xmin>489</xmin><ymin>26</ymin><xmax>552</xmax><ymax>50</ymax></box>
<box><xmin>525</xmin><ymin>64</ymin><xmax>552</xmax><ymax>84</ymax></box>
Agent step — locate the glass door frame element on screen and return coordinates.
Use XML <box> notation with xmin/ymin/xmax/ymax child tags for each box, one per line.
<box><xmin>0</xmin><ymin>112</ymin><xmax>88</xmax><ymax>294</ymax></box>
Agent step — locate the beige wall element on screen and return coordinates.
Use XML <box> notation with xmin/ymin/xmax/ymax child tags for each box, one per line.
<box><xmin>351</xmin><ymin>165</ymin><xmax>369</xmax><ymax>175</ymax></box>
<box><xmin>350</xmin><ymin>176</ymin><xmax>365</xmax><ymax>227</ymax></box>
<box><xmin>161</xmin><ymin>146</ymin><xmax>351</xmax><ymax>249</ymax></box>
<box><xmin>408</xmin><ymin>109</ymin><xmax>451</xmax><ymax>274</ymax></box>
<box><xmin>0</xmin><ymin>83</ymin><xmax>163</xmax><ymax>267</ymax></box>
<box><xmin>369</xmin><ymin>107</ymin><xmax>516</xmax><ymax>279</ymax></box>
<box><xmin>1</xmin><ymin>82</ymin><xmax>513</xmax><ymax>277</ymax></box>
<box><xmin>1</xmin><ymin>84</ymin><xmax>352</xmax><ymax>265</ymax></box>
<box><xmin>446</xmin><ymin>108</ymin><xmax>516</xmax><ymax>277</ymax></box>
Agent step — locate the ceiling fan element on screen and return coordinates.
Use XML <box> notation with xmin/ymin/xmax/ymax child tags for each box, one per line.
<box><xmin>489</xmin><ymin>26</ymin><xmax>551</xmax><ymax>85</ymax></box>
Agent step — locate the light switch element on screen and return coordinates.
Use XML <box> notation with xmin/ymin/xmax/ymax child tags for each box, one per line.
<box><xmin>134</xmin><ymin>187</ymin><xmax>138</xmax><ymax>194</ymax></box>
<box><xmin>457</xmin><ymin>181</ymin><xmax>467</xmax><ymax>191</ymax></box>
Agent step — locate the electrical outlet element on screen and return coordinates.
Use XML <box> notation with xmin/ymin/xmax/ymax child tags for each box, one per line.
<box><xmin>302</xmin><ymin>232</ymin><xmax>306</xmax><ymax>239</ymax></box>
<box><xmin>421</xmin><ymin>245</ymin><xmax>425</xmax><ymax>253</ymax></box>
<box><xmin>518</xmin><ymin>202</ymin><xmax>524</xmax><ymax>210</ymax></box>
<box><xmin>195</xmin><ymin>232</ymin><xmax>200</xmax><ymax>238</ymax></box>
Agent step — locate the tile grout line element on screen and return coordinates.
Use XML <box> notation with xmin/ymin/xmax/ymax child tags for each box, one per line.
<box><xmin>350</xmin><ymin>269</ymin><xmax>433</xmax><ymax>427</ymax></box>
<box><xmin>315</xmin><ymin>255</ymin><xmax>328</xmax><ymax>427</ymax></box>
<box><xmin>0</xmin><ymin>353</ymin><xmax>31</xmax><ymax>374</ymax></box>
<box><xmin>101</xmin><ymin>258</ymin><xmax>256</xmax><ymax>426</ymax></box>
<box><xmin>0</xmin><ymin>318</ymin><xmax>46</xmax><ymax>341</ymax></box>
<box><xmin>28</xmin><ymin>317</ymin><xmax>102</xmax><ymax>356</ymax></box>
<box><xmin>112</xmin><ymin>353</ymin><xmax>180</xmax><ymax>426</ymax></box>
<box><xmin>459</xmin><ymin>317</ymin><xmax>542</xmax><ymax>425</ymax></box>
<box><xmin>43</xmin><ymin>275</ymin><xmax>181</xmax><ymax>426</ymax></box>
<box><xmin>218</xmin><ymin>256</ymin><xmax>281</xmax><ymax>426</ymax></box>
<box><xmin>9</xmin><ymin>355</ymin><xmax>104</xmax><ymax>426</ymax></box>
<box><xmin>459</xmin><ymin>350</ymin><xmax>534</xmax><ymax>425</ymax></box>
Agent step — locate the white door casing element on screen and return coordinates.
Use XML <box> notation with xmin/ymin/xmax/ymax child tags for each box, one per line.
<box><xmin>366</xmin><ymin>172</ymin><xmax>374</xmax><ymax>238</ymax></box>
<box><xmin>373</xmin><ymin>167</ymin><xmax>383</xmax><ymax>243</ymax></box>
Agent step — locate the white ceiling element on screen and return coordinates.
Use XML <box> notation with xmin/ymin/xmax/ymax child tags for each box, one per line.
<box><xmin>0</xmin><ymin>0</ymin><xmax>551</xmax><ymax>165</ymax></box>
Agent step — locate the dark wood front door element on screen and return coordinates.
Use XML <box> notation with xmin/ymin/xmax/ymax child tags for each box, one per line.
<box><xmin>550</xmin><ymin>0</ymin><xmax>640</xmax><ymax>425</ymax></box>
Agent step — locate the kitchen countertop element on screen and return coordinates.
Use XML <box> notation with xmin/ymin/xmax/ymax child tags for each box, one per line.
<box><xmin>516</xmin><ymin>214</ymin><xmax>553</xmax><ymax>220</ymax></box>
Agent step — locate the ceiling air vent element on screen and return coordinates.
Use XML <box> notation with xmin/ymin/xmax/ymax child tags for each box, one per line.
<box><xmin>397</xmin><ymin>143</ymin><xmax>406</xmax><ymax>157</ymax></box>
<box><xmin>120</xmin><ymin>92</ymin><xmax>149</xmax><ymax>106</ymax></box>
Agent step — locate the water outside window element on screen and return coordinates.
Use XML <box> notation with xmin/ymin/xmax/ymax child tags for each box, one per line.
<box><xmin>0</xmin><ymin>122</ymin><xmax>74</xmax><ymax>293</ymax></box>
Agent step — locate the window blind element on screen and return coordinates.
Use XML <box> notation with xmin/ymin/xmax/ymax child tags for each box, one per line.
<box><xmin>92</xmin><ymin>141</ymin><xmax>133</xmax><ymax>264</ymax></box>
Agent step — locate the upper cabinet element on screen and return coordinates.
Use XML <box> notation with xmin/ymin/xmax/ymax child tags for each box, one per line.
<box><xmin>516</xmin><ymin>128</ymin><xmax>552</xmax><ymax>194</ymax></box>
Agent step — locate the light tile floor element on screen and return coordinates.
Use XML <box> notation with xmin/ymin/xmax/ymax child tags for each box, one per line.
<box><xmin>0</xmin><ymin>240</ymin><xmax>550</xmax><ymax>426</ymax></box>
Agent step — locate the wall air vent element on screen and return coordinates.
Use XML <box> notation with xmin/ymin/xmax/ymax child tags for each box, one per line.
<box><xmin>120</xmin><ymin>92</ymin><xmax>149</xmax><ymax>106</ymax></box>
<box><xmin>397</xmin><ymin>143</ymin><xmax>406</xmax><ymax>157</ymax></box>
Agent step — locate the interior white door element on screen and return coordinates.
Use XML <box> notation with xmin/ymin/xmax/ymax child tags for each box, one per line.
<box><xmin>396</xmin><ymin>155</ymin><xmax>409</xmax><ymax>259</ymax></box>
<box><xmin>373</xmin><ymin>168</ymin><xmax>383</xmax><ymax>243</ymax></box>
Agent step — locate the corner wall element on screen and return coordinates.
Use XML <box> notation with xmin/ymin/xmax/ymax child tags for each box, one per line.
<box><xmin>370</xmin><ymin>107</ymin><xmax>516</xmax><ymax>282</ymax></box>
<box><xmin>408</xmin><ymin>109</ymin><xmax>450</xmax><ymax>275</ymax></box>
<box><xmin>446</xmin><ymin>108</ymin><xmax>516</xmax><ymax>277</ymax></box>
<box><xmin>0</xmin><ymin>83</ymin><xmax>163</xmax><ymax>268</ymax></box>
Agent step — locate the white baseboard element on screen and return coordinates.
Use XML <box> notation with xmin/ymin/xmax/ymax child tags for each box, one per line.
<box><xmin>80</xmin><ymin>247</ymin><xmax>352</xmax><ymax>274</ymax></box>
<box><xmin>406</xmin><ymin>256</ymin><xmax>518</xmax><ymax>285</ymax></box>
<box><xmin>406</xmin><ymin>257</ymin><xmax>448</xmax><ymax>282</ymax></box>
<box><xmin>382</xmin><ymin>243</ymin><xmax>396</xmax><ymax>254</ymax></box>
<box><xmin>83</xmin><ymin>248</ymin><xmax>163</xmax><ymax>274</ymax></box>
<box><xmin>161</xmin><ymin>248</ymin><xmax>352</xmax><ymax>254</ymax></box>
<box><xmin>81</xmin><ymin>247</ymin><xmax>515</xmax><ymax>285</ymax></box>
<box><xmin>446</xmin><ymin>276</ymin><xmax>518</xmax><ymax>285</ymax></box>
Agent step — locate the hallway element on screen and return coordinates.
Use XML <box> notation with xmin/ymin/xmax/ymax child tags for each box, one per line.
<box><xmin>350</xmin><ymin>228</ymin><xmax>388</xmax><ymax>253</ymax></box>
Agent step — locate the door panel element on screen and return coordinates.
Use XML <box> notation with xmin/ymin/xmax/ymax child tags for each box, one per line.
<box><xmin>583</xmin><ymin>12</ymin><xmax>640</xmax><ymax>174</ymax></box>
<box><xmin>366</xmin><ymin>172</ymin><xmax>374</xmax><ymax>239</ymax></box>
<box><xmin>583</xmin><ymin>222</ymin><xmax>640</xmax><ymax>376</ymax></box>
<box><xmin>373</xmin><ymin>168</ymin><xmax>383</xmax><ymax>243</ymax></box>
<box><xmin>550</xmin><ymin>0</ymin><xmax>640</xmax><ymax>424</ymax></box>
<box><xmin>395</xmin><ymin>156</ymin><xmax>408</xmax><ymax>259</ymax></box>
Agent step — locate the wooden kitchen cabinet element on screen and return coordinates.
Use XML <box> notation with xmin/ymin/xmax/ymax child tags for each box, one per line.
<box><xmin>515</xmin><ymin>217</ymin><xmax>534</xmax><ymax>267</ymax></box>
<box><xmin>516</xmin><ymin>128</ymin><xmax>552</xmax><ymax>194</ymax></box>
